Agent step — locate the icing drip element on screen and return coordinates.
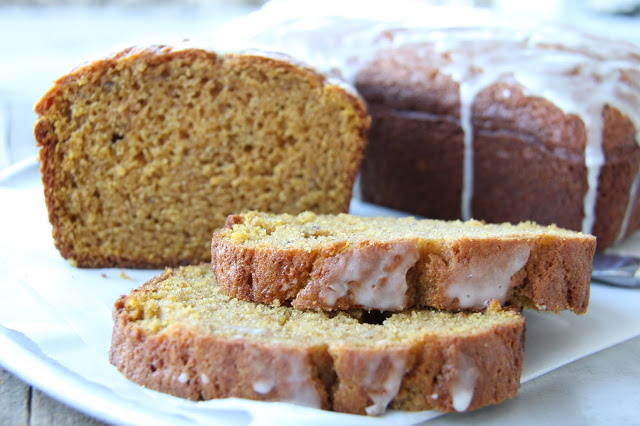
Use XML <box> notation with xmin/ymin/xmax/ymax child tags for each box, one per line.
<box><xmin>251</xmin><ymin>350</ymin><xmax>322</xmax><ymax>408</ymax></box>
<box><xmin>450</xmin><ymin>352</ymin><xmax>479</xmax><ymax>412</ymax></box>
<box><xmin>253</xmin><ymin>380</ymin><xmax>274</xmax><ymax>395</ymax></box>
<box><xmin>613</xmin><ymin>68</ymin><xmax>640</xmax><ymax>243</ymax></box>
<box><xmin>456</xmin><ymin>72</ymin><xmax>509</xmax><ymax>220</ymax></box>
<box><xmin>581</xmin><ymin>102</ymin><xmax>606</xmax><ymax>234</ymax></box>
<box><xmin>319</xmin><ymin>240</ymin><xmax>420</xmax><ymax>310</ymax></box>
<box><xmin>446</xmin><ymin>243</ymin><xmax>530</xmax><ymax>309</ymax></box>
<box><xmin>361</xmin><ymin>351</ymin><xmax>408</xmax><ymax>415</ymax></box>
<box><xmin>459</xmin><ymin>82</ymin><xmax>475</xmax><ymax>221</ymax></box>
<box><xmin>177</xmin><ymin>372</ymin><xmax>189</xmax><ymax>384</ymax></box>
<box><xmin>616</xmin><ymin>166</ymin><xmax>640</xmax><ymax>244</ymax></box>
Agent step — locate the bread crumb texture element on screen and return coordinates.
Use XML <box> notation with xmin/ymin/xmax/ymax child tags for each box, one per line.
<box><xmin>35</xmin><ymin>46</ymin><xmax>368</xmax><ymax>267</ymax></box>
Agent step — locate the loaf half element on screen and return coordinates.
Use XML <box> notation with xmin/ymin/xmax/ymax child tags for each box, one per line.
<box><xmin>109</xmin><ymin>264</ymin><xmax>525</xmax><ymax>415</ymax></box>
<box><xmin>354</xmin><ymin>28</ymin><xmax>640</xmax><ymax>250</ymax></box>
<box><xmin>234</xmin><ymin>11</ymin><xmax>640</xmax><ymax>250</ymax></box>
<box><xmin>34</xmin><ymin>45</ymin><xmax>369</xmax><ymax>268</ymax></box>
<box><xmin>211</xmin><ymin>211</ymin><xmax>595</xmax><ymax>313</ymax></box>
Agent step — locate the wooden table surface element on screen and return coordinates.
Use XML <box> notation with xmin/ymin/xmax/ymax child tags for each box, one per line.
<box><xmin>0</xmin><ymin>367</ymin><xmax>107</xmax><ymax>426</ymax></box>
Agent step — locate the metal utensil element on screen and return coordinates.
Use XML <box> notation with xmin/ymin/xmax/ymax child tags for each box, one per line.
<box><xmin>591</xmin><ymin>253</ymin><xmax>640</xmax><ymax>288</ymax></box>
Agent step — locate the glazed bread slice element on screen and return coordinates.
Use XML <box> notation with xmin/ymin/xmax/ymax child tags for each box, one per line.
<box><xmin>34</xmin><ymin>45</ymin><xmax>369</xmax><ymax>268</ymax></box>
<box><xmin>109</xmin><ymin>264</ymin><xmax>525</xmax><ymax>415</ymax></box>
<box><xmin>211</xmin><ymin>211</ymin><xmax>595</xmax><ymax>313</ymax></box>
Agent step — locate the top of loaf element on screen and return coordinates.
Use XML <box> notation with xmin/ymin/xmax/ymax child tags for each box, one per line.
<box><xmin>35</xmin><ymin>42</ymin><xmax>364</xmax><ymax>117</ymax></box>
<box><xmin>219</xmin><ymin>211</ymin><xmax>594</xmax><ymax>250</ymax></box>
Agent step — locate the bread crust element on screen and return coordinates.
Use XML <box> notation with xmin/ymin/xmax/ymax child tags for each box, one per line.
<box><xmin>211</xmin><ymin>213</ymin><xmax>595</xmax><ymax>313</ymax></box>
<box><xmin>109</xmin><ymin>266</ymin><xmax>525</xmax><ymax>415</ymax></box>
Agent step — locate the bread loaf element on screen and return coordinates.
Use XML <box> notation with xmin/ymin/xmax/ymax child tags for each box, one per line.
<box><xmin>355</xmin><ymin>27</ymin><xmax>640</xmax><ymax>250</ymax></box>
<box><xmin>235</xmin><ymin>12</ymin><xmax>640</xmax><ymax>250</ymax></box>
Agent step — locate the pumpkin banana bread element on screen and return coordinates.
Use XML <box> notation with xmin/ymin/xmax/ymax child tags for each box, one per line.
<box><xmin>109</xmin><ymin>264</ymin><xmax>525</xmax><ymax>415</ymax></box>
<box><xmin>354</xmin><ymin>27</ymin><xmax>640</xmax><ymax>251</ymax></box>
<box><xmin>34</xmin><ymin>44</ymin><xmax>369</xmax><ymax>268</ymax></box>
<box><xmin>234</xmin><ymin>8</ymin><xmax>640</xmax><ymax>250</ymax></box>
<box><xmin>211</xmin><ymin>211</ymin><xmax>595</xmax><ymax>313</ymax></box>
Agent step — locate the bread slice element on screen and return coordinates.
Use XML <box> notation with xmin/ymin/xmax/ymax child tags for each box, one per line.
<box><xmin>211</xmin><ymin>211</ymin><xmax>595</xmax><ymax>313</ymax></box>
<box><xmin>34</xmin><ymin>45</ymin><xmax>369</xmax><ymax>268</ymax></box>
<box><xmin>109</xmin><ymin>264</ymin><xmax>525</xmax><ymax>415</ymax></box>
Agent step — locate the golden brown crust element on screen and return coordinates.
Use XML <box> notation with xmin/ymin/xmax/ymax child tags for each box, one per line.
<box><xmin>109</xmin><ymin>266</ymin><xmax>525</xmax><ymax>415</ymax></box>
<box><xmin>34</xmin><ymin>45</ymin><xmax>369</xmax><ymax>268</ymax></box>
<box><xmin>211</xmin><ymin>212</ymin><xmax>595</xmax><ymax>314</ymax></box>
<box><xmin>110</xmin><ymin>303</ymin><xmax>334</xmax><ymax>407</ymax></box>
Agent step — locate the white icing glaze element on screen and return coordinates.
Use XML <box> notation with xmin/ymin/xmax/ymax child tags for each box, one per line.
<box><xmin>251</xmin><ymin>350</ymin><xmax>322</xmax><ymax>408</ymax></box>
<box><xmin>200</xmin><ymin>374</ymin><xmax>210</xmax><ymax>385</ymax></box>
<box><xmin>407</xmin><ymin>27</ymin><xmax>640</xmax><ymax>231</ymax></box>
<box><xmin>220</xmin><ymin>0</ymin><xmax>496</xmax><ymax>81</ymax></box>
<box><xmin>616</xmin><ymin>168</ymin><xmax>640</xmax><ymax>244</ymax></box>
<box><xmin>450</xmin><ymin>352</ymin><xmax>479</xmax><ymax>412</ymax></box>
<box><xmin>223</xmin><ymin>14</ymin><xmax>397</xmax><ymax>82</ymax></box>
<box><xmin>446</xmin><ymin>242</ymin><xmax>530</xmax><ymax>309</ymax></box>
<box><xmin>177</xmin><ymin>372</ymin><xmax>189</xmax><ymax>384</ymax></box>
<box><xmin>457</xmin><ymin>72</ymin><xmax>507</xmax><ymax>220</ymax></box>
<box><xmin>394</xmin><ymin>27</ymin><xmax>640</xmax><ymax>228</ymax></box>
<box><xmin>252</xmin><ymin>379</ymin><xmax>274</xmax><ymax>395</ymax></box>
<box><xmin>361</xmin><ymin>351</ymin><xmax>408</xmax><ymax>415</ymax></box>
<box><xmin>319</xmin><ymin>240</ymin><xmax>419</xmax><ymax>310</ymax></box>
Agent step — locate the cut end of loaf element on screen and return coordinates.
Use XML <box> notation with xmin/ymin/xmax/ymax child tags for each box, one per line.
<box><xmin>35</xmin><ymin>46</ymin><xmax>369</xmax><ymax>268</ymax></box>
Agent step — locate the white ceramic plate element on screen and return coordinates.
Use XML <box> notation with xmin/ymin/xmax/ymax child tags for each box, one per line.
<box><xmin>1</xmin><ymin>160</ymin><xmax>639</xmax><ymax>426</ymax></box>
